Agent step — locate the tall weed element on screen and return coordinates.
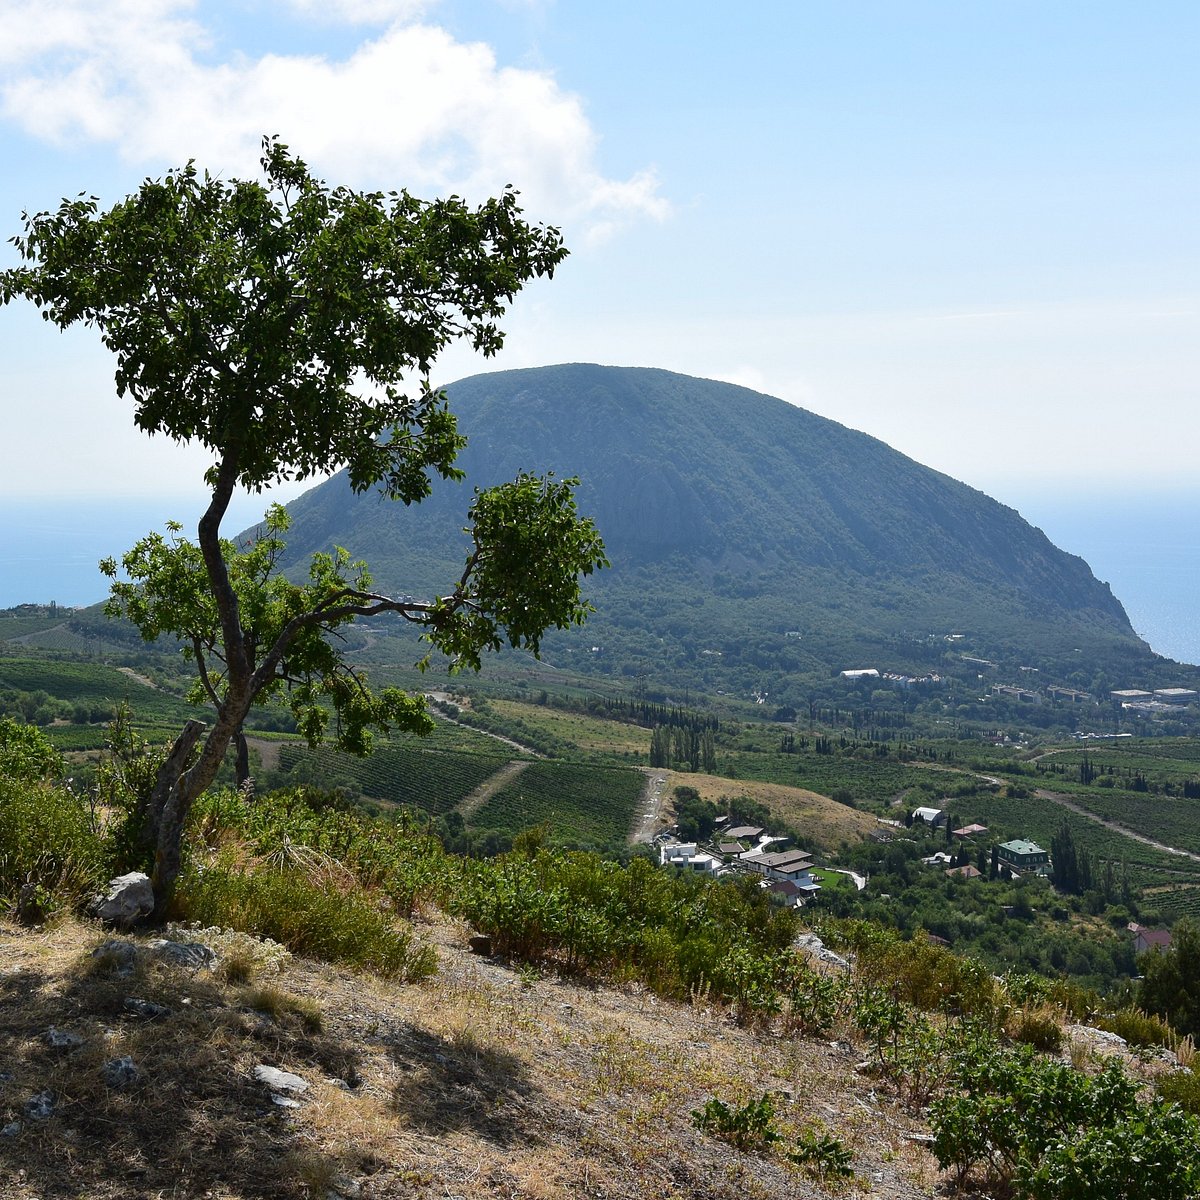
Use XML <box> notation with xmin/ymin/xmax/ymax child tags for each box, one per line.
<box><xmin>175</xmin><ymin>861</ymin><xmax>435</xmax><ymax>979</ymax></box>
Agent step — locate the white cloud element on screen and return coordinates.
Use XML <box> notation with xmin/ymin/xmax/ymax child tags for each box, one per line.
<box><xmin>281</xmin><ymin>0</ymin><xmax>432</xmax><ymax>23</ymax></box>
<box><xmin>0</xmin><ymin>1</ymin><xmax>667</xmax><ymax>240</ymax></box>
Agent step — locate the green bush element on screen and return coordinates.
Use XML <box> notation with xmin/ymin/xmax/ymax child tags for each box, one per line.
<box><xmin>1156</xmin><ymin>1068</ymin><xmax>1200</xmax><ymax>1116</ymax></box>
<box><xmin>1098</xmin><ymin>1005</ymin><xmax>1177</xmax><ymax>1049</ymax></box>
<box><xmin>0</xmin><ymin>771</ymin><xmax>107</xmax><ymax>919</ymax></box>
<box><xmin>692</xmin><ymin>1093</ymin><xmax>854</xmax><ymax>1182</ymax></box>
<box><xmin>929</xmin><ymin>1041</ymin><xmax>1200</xmax><ymax>1198</ymax></box>
<box><xmin>837</xmin><ymin>919</ymin><xmax>1005</xmax><ymax>1025</ymax></box>
<box><xmin>691</xmin><ymin>1093</ymin><xmax>781</xmax><ymax>1152</ymax></box>
<box><xmin>781</xmin><ymin>960</ymin><xmax>841</xmax><ymax>1037</ymax></box>
<box><xmin>175</xmin><ymin>862</ymin><xmax>436</xmax><ymax>979</ymax></box>
<box><xmin>787</xmin><ymin>1127</ymin><xmax>854</xmax><ymax>1181</ymax></box>
<box><xmin>0</xmin><ymin>717</ymin><xmax>61</xmax><ymax>783</ymax></box>
<box><xmin>1008</xmin><ymin>1004</ymin><xmax>1065</xmax><ymax>1053</ymax></box>
<box><xmin>1023</xmin><ymin>1103</ymin><xmax>1200</xmax><ymax>1200</ymax></box>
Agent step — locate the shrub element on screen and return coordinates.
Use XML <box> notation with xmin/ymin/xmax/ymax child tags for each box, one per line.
<box><xmin>928</xmin><ymin>1041</ymin><xmax>1197</xmax><ymax>1197</ymax></box>
<box><xmin>241</xmin><ymin>985</ymin><xmax>324</xmax><ymax>1033</ymax></box>
<box><xmin>1023</xmin><ymin>1102</ymin><xmax>1200</xmax><ymax>1200</ymax></box>
<box><xmin>0</xmin><ymin>717</ymin><xmax>61</xmax><ymax>783</ymax></box>
<box><xmin>1008</xmin><ymin>1004</ymin><xmax>1065</xmax><ymax>1053</ymax></box>
<box><xmin>175</xmin><ymin>862</ymin><xmax>436</xmax><ymax>980</ymax></box>
<box><xmin>691</xmin><ymin>1093</ymin><xmax>781</xmax><ymax>1152</ymax></box>
<box><xmin>837</xmin><ymin>919</ymin><xmax>1005</xmax><ymax>1023</ymax></box>
<box><xmin>692</xmin><ymin>1093</ymin><xmax>855</xmax><ymax>1182</ymax></box>
<box><xmin>1157</xmin><ymin>1068</ymin><xmax>1200</xmax><ymax>1116</ymax></box>
<box><xmin>781</xmin><ymin>960</ymin><xmax>841</xmax><ymax>1037</ymax></box>
<box><xmin>1097</xmin><ymin>1005</ymin><xmax>1176</xmax><ymax>1049</ymax></box>
<box><xmin>787</xmin><ymin>1127</ymin><xmax>854</xmax><ymax>1181</ymax></box>
<box><xmin>0</xmin><ymin>774</ymin><xmax>106</xmax><ymax>919</ymax></box>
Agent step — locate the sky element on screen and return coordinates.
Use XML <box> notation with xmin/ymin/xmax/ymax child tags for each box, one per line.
<box><xmin>0</xmin><ymin>3</ymin><xmax>1198</xmax><ymax>579</ymax></box>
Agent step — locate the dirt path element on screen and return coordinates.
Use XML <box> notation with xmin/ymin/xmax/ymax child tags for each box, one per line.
<box><xmin>1034</xmin><ymin>788</ymin><xmax>1200</xmax><ymax>866</ymax></box>
<box><xmin>425</xmin><ymin>694</ymin><xmax>545</xmax><ymax>759</ymax></box>
<box><xmin>630</xmin><ymin>768</ymin><xmax>670</xmax><ymax>844</ymax></box>
<box><xmin>456</xmin><ymin>760</ymin><xmax>532</xmax><ymax>820</ymax></box>
<box><xmin>116</xmin><ymin>666</ymin><xmax>159</xmax><ymax>690</ymax></box>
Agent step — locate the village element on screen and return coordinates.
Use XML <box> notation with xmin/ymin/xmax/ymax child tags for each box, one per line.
<box><xmin>652</xmin><ymin>797</ymin><xmax>1067</xmax><ymax>909</ymax></box>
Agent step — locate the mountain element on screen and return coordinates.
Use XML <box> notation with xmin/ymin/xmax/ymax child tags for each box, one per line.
<box><xmin>274</xmin><ymin>364</ymin><xmax>1146</xmax><ymax>697</ymax></box>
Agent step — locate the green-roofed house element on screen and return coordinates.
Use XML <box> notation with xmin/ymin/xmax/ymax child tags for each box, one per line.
<box><xmin>997</xmin><ymin>839</ymin><xmax>1050</xmax><ymax>876</ymax></box>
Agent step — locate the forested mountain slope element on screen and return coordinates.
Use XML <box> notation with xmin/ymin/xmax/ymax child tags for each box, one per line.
<box><xmin>273</xmin><ymin>365</ymin><xmax>1144</xmax><ymax>688</ymax></box>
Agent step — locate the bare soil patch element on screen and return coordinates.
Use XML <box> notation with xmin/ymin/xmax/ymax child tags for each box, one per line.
<box><xmin>456</xmin><ymin>760</ymin><xmax>531</xmax><ymax>820</ymax></box>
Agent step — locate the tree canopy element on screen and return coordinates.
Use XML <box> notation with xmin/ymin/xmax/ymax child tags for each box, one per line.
<box><xmin>1139</xmin><ymin>918</ymin><xmax>1200</xmax><ymax>1037</ymax></box>
<box><xmin>1</xmin><ymin>138</ymin><xmax>606</xmax><ymax>912</ymax></box>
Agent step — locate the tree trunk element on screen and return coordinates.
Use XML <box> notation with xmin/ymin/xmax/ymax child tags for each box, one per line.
<box><xmin>234</xmin><ymin>728</ymin><xmax>250</xmax><ymax>791</ymax></box>
<box><xmin>146</xmin><ymin>719</ymin><xmax>207</xmax><ymax>920</ymax></box>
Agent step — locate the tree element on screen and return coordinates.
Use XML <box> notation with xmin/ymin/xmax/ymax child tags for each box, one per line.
<box><xmin>1</xmin><ymin>138</ymin><xmax>606</xmax><ymax>914</ymax></box>
<box><xmin>1051</xmin><ymin>820</ymin><xmax>1081</xmax><ymax>894</ymax></box>
<box><xmin>1139</xmin><ymin>918</ymin><xmax>1200</xmax><ymax>1037</ymax></box>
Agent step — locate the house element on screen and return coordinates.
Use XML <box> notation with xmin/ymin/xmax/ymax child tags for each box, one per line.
<box><xmin>1133</xmin><ymin>927</ymin><xmax>1173</xmax><ymax>956</ymax></box>
<box><xmin>725</xmin><ymin>825</ymin><xmax>764</xmax><ymax>841</ymax></box>
<box><xmin>658</xmin><ymin>841</ymin><xmax>722</xmax><ymax>876</ymax></box>
<box><xmin>840</xmin><ymin>668</ymin><xmax>880</xmax><ymax>680</ymax></box>
<box><xmin>912</xmin><ymin>807</ymin><xmax>946</xmax><ymax>827</ymax></box>
<box><xmin>766</xmin><ymin>878</ymin><xmax>821</xmax><ymax>907</ymax></box>
<box><xmin>997</xmin><ymin>839</ymin><xmax>1050</xmax><ymax>876</ymax></box>
<box><xmin>716</xmin><ymin>841</ymin><xmax>745</xmax><ymax>857</ymax></box>
<box><xmin>952</xmin><ymin>823</ymin><xmax>989</xmax><ymax>839</ymax></box>
<box><xmin>741</xmin><ymin>848</ymin><xmax>816</xmax><ymax>884</ymax></box>
<box><xmin>1154</xmin><ymin>689</ymin><xmax>1198</xmax><ymax>705</ymax></box>
<box><xmin>945</xmin><ymin>864</ymin><xmax>982</xmax><ymax>880</ymax></box>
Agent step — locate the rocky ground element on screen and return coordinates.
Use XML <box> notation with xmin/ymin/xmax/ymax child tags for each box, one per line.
<box><xmin>0</xmin><ymin>912</ymin><xmax>952</xmax><ymax>1200</ymax></box>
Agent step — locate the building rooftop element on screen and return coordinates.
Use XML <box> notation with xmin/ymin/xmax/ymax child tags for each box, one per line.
<box><xmin>998</xmin><ymin>839</ymin><xmax>1047</xmax><ymax>856</ymax></box>
<box><xmin>746</xmin><ymin>849</ymin><xmax>813</xmax><ymax>870</ymax></box>
<box><xmin>946</xmin><ymin>864</ymin><xmax>982</xmax><ymax>879</ymax></box>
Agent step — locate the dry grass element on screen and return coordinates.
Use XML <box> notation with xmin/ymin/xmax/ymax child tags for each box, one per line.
<box><xmin>663</xmin><ymin>772</ymin><xmax>880</xmax><ymax>852</ymax></box>
<box><xmin>0</xmin><ymin>914</ymin><xmax>940</xmax><ymax>1199</ymax></box>
<box><xmin>488</xmin><ymin>700</ymin><xmax>651</xmax><ymax>757</ymax></box>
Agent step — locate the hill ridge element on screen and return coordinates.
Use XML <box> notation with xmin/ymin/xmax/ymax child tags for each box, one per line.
<box><xmin>271</xmin><ymin>364</ymin><xmax>1145</xmax><ymax>691</ymax></box>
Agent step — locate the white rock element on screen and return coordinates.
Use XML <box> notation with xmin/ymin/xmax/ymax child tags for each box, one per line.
<box><xmin>254</xmin><ymin>1065</ymin><xmax>309</xmax><ymax>1094</ymax></box>
<box><xmin>87</xmin><ymin>873</ymin><xmax>154</xmax><ymax>927</ymax></box>
<box><xmin>44</xmin><ymin>1027</ymin><xmax>83</xmax><ymax>1050</ymax></box>
<box><xmin>147</xmin><ymin>940</ymin><xmax>217</xmax><ymax>971</ymax></box>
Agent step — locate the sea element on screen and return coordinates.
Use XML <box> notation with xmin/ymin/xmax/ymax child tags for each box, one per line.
<box><xmin>0</xmin><ymin>492</ymin><xmax>1198</xmax><ymax>667</ymax></box>
<box><xmin>1011</xmin><ymin>491</ymin><xmax>1200</xmax><ymax>669</ymax></box>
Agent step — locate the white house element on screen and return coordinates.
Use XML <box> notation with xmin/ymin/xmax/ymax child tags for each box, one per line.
<box><xmin>741</xmin><ymin>847</ymin><xmax>816</xmax><ymax>885</ymax></box>
<box><xmin>912</xmin><ymin>806</ymin><xmax>946</xmax><ymax>827</ymax></box>
<box><xmin>659</xmin><ymin>841</ymin><xmax>722</xmax><ymax>876</ymax></box>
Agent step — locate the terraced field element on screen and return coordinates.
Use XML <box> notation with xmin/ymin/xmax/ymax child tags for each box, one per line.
<box><xmin>470</xmin><ymin>760</ymin><xmax>647</xmax><ymax>847</ymax></box>
<box><xmin>277</xmin><ymin>743</ymin><xmax>511</xmax><ymax>816</ymax></box>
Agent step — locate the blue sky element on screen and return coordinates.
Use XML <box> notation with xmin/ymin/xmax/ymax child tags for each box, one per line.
<box><xmin>0</xmin><ymin>0</ymin><xmax>1197</xmax><ymax>528</ymax></box>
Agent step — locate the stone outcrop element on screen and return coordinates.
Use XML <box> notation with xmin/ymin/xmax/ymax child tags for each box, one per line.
<box><xmin>86</xmin><ymin>873</ymin><xmax>154</xmax><ymax>928</ymax></box>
